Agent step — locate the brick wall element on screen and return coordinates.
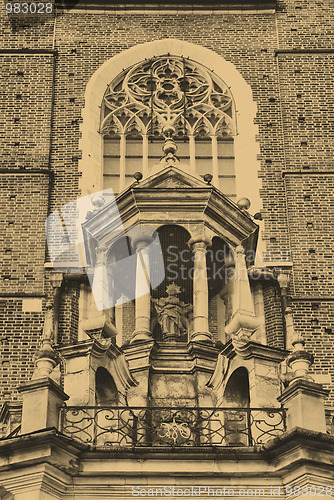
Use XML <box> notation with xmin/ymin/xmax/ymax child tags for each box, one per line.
<box><xmin>0</xmin><ymin>0</ymin><xmax>333</xmax><ymax>407</ymax></box>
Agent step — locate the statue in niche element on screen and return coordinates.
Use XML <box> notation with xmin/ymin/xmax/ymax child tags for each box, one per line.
<box><xmin>152</xmin><ymin>283</ymin><xmax>193</xmax><ymax>341</ymax></box>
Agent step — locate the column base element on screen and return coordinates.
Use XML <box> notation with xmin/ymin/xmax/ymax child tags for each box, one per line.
<box><xmin>130</xmin><ymin>330</ymin><xmax>152</xmax><ymax>343</ymax></box>
<box><xmin>277</xmin><ymin>378</ymin><xmax>329</xmax><ymax>433</ymax></box>
<box><xmin>19</xmin><ymin>377</ymin><xmax>69</xmax><ymax>434</ymax></box>
<box><xmin>163</xmin><ymin>333</ymin><xmax>179</xmax><ymax>342</ymax></box>
<box><xmin>190</xmin><ymin>331</ymin><xmax>212</xmax><ymax>343</ymax></box>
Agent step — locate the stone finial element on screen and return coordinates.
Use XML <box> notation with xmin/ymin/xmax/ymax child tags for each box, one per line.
<box><xmin>237</xmin><ymin>198</ymin><xmax>251</xmax><ymax>211</ymax></box>
<box><xmin>285</xmin><ymin>307</ymin><xmax>314</xmax><ymax>383</ymax></box>
<box><xmin>34</xmin><ymin>302</ymin><xmax>60</xmax><ymax>378</ymax></box>
<box><xmin>160</xmin><ymin>121</ymin><xmax>179</xmax><ymax>165</ymax></box>
<box><xmin>86</xmin><ymin>193</ymin><xmax>106</xmax><ymax>220</ymax></box>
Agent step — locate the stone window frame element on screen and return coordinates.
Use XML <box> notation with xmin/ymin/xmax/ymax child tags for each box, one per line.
<box><xmin>79</xmin><ymin>38</ymin><xmax>262</xmax><ymax>214</ymax></box>
<box><xmin>100</xmin><ymin>55</ymin><xmax>236</xmax><ymax>194</ymax></box>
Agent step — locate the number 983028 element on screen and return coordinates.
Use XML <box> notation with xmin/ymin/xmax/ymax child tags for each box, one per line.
<box><xmin>6</xmin><ymin>2</ymin><xmax>53</xmax><ymax>14</ymax></box>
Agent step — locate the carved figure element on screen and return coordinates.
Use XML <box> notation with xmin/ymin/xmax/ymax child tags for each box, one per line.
<box><xmin>152</xmin><ymin>283</ymin><xmax>192</xmax><ymax>341</ymax></box>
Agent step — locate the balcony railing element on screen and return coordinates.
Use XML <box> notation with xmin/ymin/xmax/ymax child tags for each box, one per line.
<box><xmin>60</xmin><ymin>406</ymin><xmax>286</xmax><ymax>448</ymax></box>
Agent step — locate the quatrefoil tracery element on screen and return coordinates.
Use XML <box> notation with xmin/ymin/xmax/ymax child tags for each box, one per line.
<box><xmin>101</xmin><ymin>56</ymin><xmax>236</xmax><ymax>139</ymax></box>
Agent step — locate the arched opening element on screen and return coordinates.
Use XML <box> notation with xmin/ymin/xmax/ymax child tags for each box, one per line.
<box><xmin>224</xmin><ymin>367</ymin><xmax>250</xmax><ymax>407</ymax></box>
<box><xmin>151</xmin><ymin>224</ymin><xmax>193</xmax><ymax>342</ymax></box>
<box><xmin>95</xmin><ymin>367</ymin><xmax>119</xmax><ymax>405</ymax></box>
<box><xmin>223</xmin><ymin>367</ymin><xmax>250</xmax><ymax>446</ymax></box>
<box><xmin>101</xmin><ymin>55</ymin><xmax>236</xmax><ymax>196</ymax></box>
<box><xmin>79</xmin><ymin>39</ymin><xmax>261</xmax><ymax>213</ymax></box>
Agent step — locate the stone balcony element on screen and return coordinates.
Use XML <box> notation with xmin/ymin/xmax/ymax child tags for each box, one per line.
<box><xmin>60</xmin><ymin>405</ymin><xmax>286</xmax><ymax>449</ymax></box>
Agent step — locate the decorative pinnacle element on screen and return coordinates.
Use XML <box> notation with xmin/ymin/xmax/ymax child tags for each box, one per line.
<box><xmin>285</xmin><ymin>307</ymin><xmax>314</xmax><ymax>382</ymax></box>
<box><xmin>160</xmin><ymin>120</ymin><xmax>179</xmax><ymax>163</ymax></box>
<box><xmin>237</xmin><ymin>197</ymin><xmax>251</xmax><ymax>211</ymax></box>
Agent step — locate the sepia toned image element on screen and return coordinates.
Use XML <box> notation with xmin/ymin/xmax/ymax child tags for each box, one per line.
<box><xmin>0</xmin><ymin>0</ymin><xmax>333</xmax><ymax>498</ymax></box>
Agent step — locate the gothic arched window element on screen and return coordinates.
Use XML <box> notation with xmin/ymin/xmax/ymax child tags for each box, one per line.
<box><xmin>100</xmin><ymin>56</ymin><xmax>237</xmax><ymax>196</ymax></box>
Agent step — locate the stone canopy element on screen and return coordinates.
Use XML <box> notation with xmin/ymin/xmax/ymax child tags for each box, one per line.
<box><xmin>82</xmin><ymin>163</ymin><xmax>259</xmax><ymax>266</ymax></box>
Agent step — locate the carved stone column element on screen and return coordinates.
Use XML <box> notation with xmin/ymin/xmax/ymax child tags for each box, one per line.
<box><xmin>188</xmin><ymin>235</ymin><xmax>212</xmax><ymax>342</ymax></box>
<box><xmin>49</xmin><ymin>271</ymin><xmax>63</xmax><ymax>344</ymax></box>
<box><xmin>131</xmin><ymin>233</ymin><xmax>153</xmax><ymax>343</ymax></box>
<box><xmin>225</xmin><ymin>245</ymin><xmax>260</xmax><ymax>343</ymax></box>
<box><xmin>92</xmin><ymin>245</ymin><xmax>109</xmax><ymax>309</ymax></box>
<box><xmin>82</xmin><ymin>244</ymin><xmax>117</xmax><ymax>339</ymax></box>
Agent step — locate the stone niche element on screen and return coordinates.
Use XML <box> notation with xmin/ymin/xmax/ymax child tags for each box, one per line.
<box><xmin>208</xmin><ymin>340</ymin><xmax>288</xmax><ymax>408</ymax></box>
<box><xmin>59</xmin><ymin>339</ymin><xmax>137</xmax><ymax>406</ymax></box>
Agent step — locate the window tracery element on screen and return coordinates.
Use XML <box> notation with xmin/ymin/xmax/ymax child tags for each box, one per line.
<box><xmin>100</xmin><ymin>56</ymin><xmax>237</xmax><ymax>194</ymax></box>
<box><xmin>100</xmin><ymin>56</ymin><xmax>235</xmax><ymax>138</ymax></box>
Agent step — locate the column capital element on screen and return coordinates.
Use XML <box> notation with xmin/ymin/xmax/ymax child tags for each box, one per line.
<box><xmin>129</xmin><ymin>225</ymin><xmax>155</xmax><ymax>250</ymax></box>
<box><xmin>276</xmin><ymin>272</ymin><xmax>290</xmax><ymax>290</ymax></box>
<box><xmin>235</xmin><ymin>245</ymin><xmax>245</xmax><ymax>255</ymax></box>
<box><xmin>188</xmin><ymin>234</ymin><xmax>212</xmax><ymax>250</ymax></box>
<box><xmin>95</xmin><ymin>244</ymin><xmax>108</xmax><ymax>264</ymax></box>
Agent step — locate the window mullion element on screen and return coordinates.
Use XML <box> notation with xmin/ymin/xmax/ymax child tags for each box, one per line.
<box><xmin>211</xmin><ymin>135</ymin><xmax>219</xmax><ymax>186</ymax></box>
<box><xmin>120</xmin><ymin>133</ymin><xmax>126</xmax><ymax>191</ymax></box>
<box><xmin>189</xmin><ymin>135</ymin><xmax>196</xmax><ymax>171</ymax></box>
<box><xmin>142</xmin><ymin>134</ymin><xmax>148</xmax><ymax>175</ymax></box>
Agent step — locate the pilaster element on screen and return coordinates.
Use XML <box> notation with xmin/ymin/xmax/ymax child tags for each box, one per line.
<box><xmin>278</xmin><ymin>379</ymin><xmax>329</xmax><ymax>433</ymax></box>
<box><xmin>19</xmin><ymin>378</ymin><xmax>68</xmax><ymax>434</ymax></box>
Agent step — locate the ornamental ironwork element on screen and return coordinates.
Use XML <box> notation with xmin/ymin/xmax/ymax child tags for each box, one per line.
<box><xmin>100</xmin><ymin>56</ymin><xmax>236</xmax><ymax>138</ymax></box>
<box><xmin>60</xmin><ymin>406</ymin><xmax>286</xmax><ymax>448</ymax></box>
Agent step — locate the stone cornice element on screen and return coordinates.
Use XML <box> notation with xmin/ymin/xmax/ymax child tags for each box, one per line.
<box><xmin>263</xmin><ymin>427</ymin><xmax>334</xmax><ymax>469</ymax></box>
<box><xmin>57</xmin><ymin>0</ymin><xmax>276</xmax><ymax>13</ymax></box>
<box><xmin>58</xmin><ymin>339</ymin><xmax>123</xmax><ymax>360</ymax></box>
<box><xmin>82</xmin><ymin>165</ymin><xmax>259</xmax><ymax>264</ymax></box>
<box><xmin>150</xmin><ymin>341</ymin><xmax>220</xmax><ymax>374</ymax></box>
<box><xmin>277</xmin><ymin>379</ymin><xmax>330</xmax><ymax>403</ymax></box>
<box><xmin>1</xmin><ymin>427</ymin><xmax>334</xmax><ymax>487</ymax></box>
<box><xmin>0</xmin><ymin>428</ymin><xmax>87</xmax><ymax>470</ymax></box>
<box><xmin>18</xmin><ymin>378</ymin><xmax>69</xmax><ymax>401</ymax></box>
<box><xmin>221</xmin><ymin>340</ymin><xmax>288</xmax><ymax>362</ymax></box>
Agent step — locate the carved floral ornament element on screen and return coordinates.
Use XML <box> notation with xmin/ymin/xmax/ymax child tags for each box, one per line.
<box><xmin>100</xmin><ymin>56</ymin><xmax>236</xmax><ymax>139</ymax></box>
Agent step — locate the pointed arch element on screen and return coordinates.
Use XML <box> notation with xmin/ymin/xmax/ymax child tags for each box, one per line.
<box><xmin>79</xmin><ymin>39</ymin><xmax>261</xmax><ymax>212</ymax></box>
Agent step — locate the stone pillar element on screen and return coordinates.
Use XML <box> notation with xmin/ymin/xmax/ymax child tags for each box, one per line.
<box><xmin>277</xmin><ymin>309</ymin><xmax>329</xmax><ymax>433</ymax></box>
<box><xmin>19</xmin><ymin>378</ymin><xmax>68</xmax><ymax>434</ymax></box>
<box><xmin>225</xmin><ymin>245</ymin><xmax>260</xmax><ymax>342</ymax></box>
<box><xmin>278</xmin><ymin>379</ymin><xmax>329</xmax><ymax>433</ymax></box>
<box><xmin>92</xmin><ymin>245</ymin><xmax>110</xmax><ymax>310</ymax></box>
<box><xmin>49</xmin><ymin>271</ymin><xmax>63</xmax><ymax>344</ymax></box>
<box><xmin>131</xmin><ymin>233</ymin><xmax>153</xmax><ymax>342</ymax></box>
<box><xmin>188</xmin><ymin>235</ymin><xmax>212</xmax><ymax>342</ymax></box>
<box><xmin>82</xmin><ymin>244</ymin><xmax>117</xmax><ymax>339</ymax></box>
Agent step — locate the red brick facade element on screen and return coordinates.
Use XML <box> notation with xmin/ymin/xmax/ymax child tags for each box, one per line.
<box><xmin>0</xmin><ymin>0</ymin><xmax>333</xmax><ymax>411</ymax></box>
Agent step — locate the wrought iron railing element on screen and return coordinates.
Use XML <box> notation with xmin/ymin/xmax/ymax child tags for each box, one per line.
<box><xmin>60</xmin><ymin>406</ymin><xmax>286</xmax><ymax>448</ymax></box>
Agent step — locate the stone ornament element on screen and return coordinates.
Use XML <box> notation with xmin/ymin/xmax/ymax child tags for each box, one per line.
<box><xmin>101</xmin><ymin>56</ymin><xmax>235</xmax><ymax>138</ymax></box>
